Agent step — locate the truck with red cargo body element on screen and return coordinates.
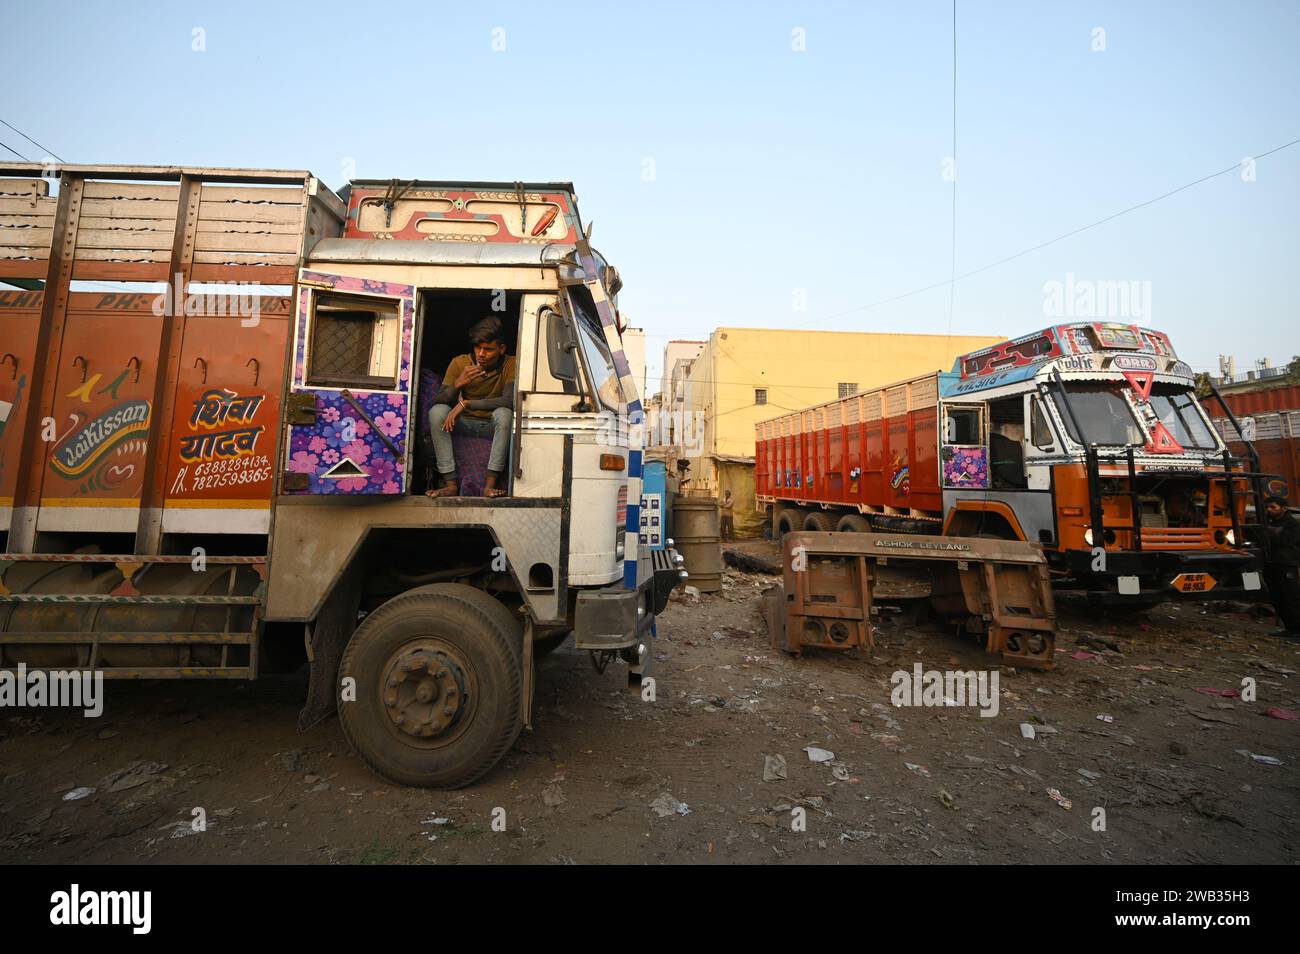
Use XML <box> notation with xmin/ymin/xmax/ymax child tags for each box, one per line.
<box><xmin>756</xmin><ymin>322</ymin><xmax>1272</xmax><ymax>605</ymax></box>
<box><xmin>0</xmin><ymin>163</ymin><xmax>682</xmax><ymax>788</ymax></box>
<box><xmin>1209</xmin><ymin>383</ymin><xmax>1300</xmax><ymax>503</ymax></box>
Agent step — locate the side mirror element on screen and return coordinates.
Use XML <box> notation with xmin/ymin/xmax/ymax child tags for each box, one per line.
<box><xmin>545</xmin><ymin>309</ymin><xmax>578</xmax><ymax>382</ymax></box>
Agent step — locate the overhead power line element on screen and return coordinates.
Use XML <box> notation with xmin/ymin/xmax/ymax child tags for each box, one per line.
<box><xmin>0</xmin><ymin>138</ymin><xmax>31</xmax><ymax>161</ymax></box>
<box><xmin>0</xmin><ymin>117</ymin><xmax>64</xmax><ymax>162</ymax></box>
<box><xmin>789</xmin><ymin>134</ymin><xmax>1300</xmax><ymax>329</ymax></box>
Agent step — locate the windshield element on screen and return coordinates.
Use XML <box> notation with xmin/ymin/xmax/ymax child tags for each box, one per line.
<box><xmin>1149</xmin><ymin>384</ymin><xmax>1219</xmax><ymax>449</ymax></box>
<box><xmin>1053</xmin><ymin>383</ymin><xmax>1144</xmax><ymax>446</ymax></box>
<box><xmin>565</xmin><ymin>286</ymin><xmax>623</xmax><ymax>411</ymax></box>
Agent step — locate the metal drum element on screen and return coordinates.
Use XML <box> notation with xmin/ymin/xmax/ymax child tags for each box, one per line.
<box><xmin>671</xmin><ymin>494</ymin><xmax>722</xmax><ymax>592</ymax></box>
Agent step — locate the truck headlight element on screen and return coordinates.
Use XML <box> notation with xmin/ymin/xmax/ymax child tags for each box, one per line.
<box><xmin>1083</xmin><ymin>528</ymin><xmax>1094</xmax><ymax>546</ymax></box>
<box><xmin>1225</xmin><ymin>529</ymin><xmax>1236</xmax><ymax>546</ymax></box>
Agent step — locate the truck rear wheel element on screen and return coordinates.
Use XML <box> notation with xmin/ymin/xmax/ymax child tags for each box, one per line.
<box><xmin>338</xmin><ymin>583</ymin><xmax>523</xmax><ymax>788</ymax></box>
<box><xmin>776</xmin><ymin>508</ymin><xmax>808</xmax><ymax>537</ymax></box>
<box><xmin>803</xmin><ymin>511</ymin><xmax>835</xmax><ymax>532</ymax></box>
<box><xmin>836</xmin><ymin>514</ymin><xmax>872</xmax><ymax>533</ymax></box>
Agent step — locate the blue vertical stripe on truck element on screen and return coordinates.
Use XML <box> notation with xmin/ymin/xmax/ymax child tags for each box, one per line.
<box><xmin>575</xmin><ymin>238</ymin><xmax>645</xmax><ymax>590</ymax></box>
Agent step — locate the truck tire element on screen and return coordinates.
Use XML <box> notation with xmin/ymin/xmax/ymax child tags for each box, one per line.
<box><xmin>803</xmin><ymin>511</ymin><xmax>835</xmax><ymax>532</ymax></box>
<box><xmin>776</xmin><ymin>508</ymin><xmax>807</xmax><ymax>537</ymax></box>
<box><xmin>836</xmin><ymin>513</ymin><xmax>872</xmax><ymax>533</ymax></box>
<box><xmin>338</xmin><ymin>583</ymin><xmax>523</xmax><ymax>789</ymax></box>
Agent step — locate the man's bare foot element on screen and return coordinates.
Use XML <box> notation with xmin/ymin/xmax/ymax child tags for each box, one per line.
<box><xmin>484</xmin><ymin>472</ymin><xmax>508</xmax><ymax>498</ymax></box>
<box><xmin>425</xmin><ymin>482</ymin><xmax>459</xmax><ymax>498</ymax></box>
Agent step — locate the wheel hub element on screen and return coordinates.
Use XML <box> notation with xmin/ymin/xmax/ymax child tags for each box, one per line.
<box><xmin>381</xmin><ymin>647</ymin><xmax>467</xmax><ymax>739</ymax></box>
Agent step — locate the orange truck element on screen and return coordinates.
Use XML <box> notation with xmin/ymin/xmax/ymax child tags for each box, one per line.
<box><xmin>0</xmin><ymin>163</ymin><xmax>682</xmax><ymax>787</ymax></box>
<box><xmin>756</xmin><ymin>323</ymin><xmax>1272</xmax><ymax>605</ymax></box>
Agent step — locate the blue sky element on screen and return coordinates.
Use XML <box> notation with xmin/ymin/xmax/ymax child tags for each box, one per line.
<box><xmin>3</xmin><ymin>0</ymin><xmax>1297</xmax><ymax>390</ymax></box>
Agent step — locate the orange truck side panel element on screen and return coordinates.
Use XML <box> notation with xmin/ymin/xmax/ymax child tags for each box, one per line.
<box><xmin>162</xmin><ymin>299</ymin><xmax>290</xmax><ymax>511</ymax></box>
<box><xmin>0</xmin><ymin>291</ymin><xmax>43</xmax><ymax>512</ymax></box>
<box><xmin>39</xmin><ymin>296</ymin><xmax>164</xmax><ymax>513</ymax></box>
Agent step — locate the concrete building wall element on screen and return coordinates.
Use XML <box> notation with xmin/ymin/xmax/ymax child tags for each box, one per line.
<box><xmin>621</xmin><ymin>326</ymin><xmax>648</xmax><ymax>401</ymax></box>
<box><xmin>659</xmin><ymin>340</ymin><xmax>706</xmax><ymax>402</ymax></box>
<box><xmin>678</xmin><ymin>327</ymin><xmax>1006</xmax><ymax>531</ymax></box>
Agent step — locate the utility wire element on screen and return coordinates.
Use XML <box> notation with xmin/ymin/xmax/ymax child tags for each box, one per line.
<box><xmin>782</xmin><ymin>134</ymin><xmax>1300</xmax><ymax>329</ymax></box>
<box><xmin>946</xmin><ymin>0</ymin><xmax>958</xmax><ymax>347</ymax></box>
<box><xmin>0</xmin><ymin>138</ymin><xmax>31</xmax><ymax>161</ymax></box>
<box><xmin>0</xmin><ymin>118</ymin><xmax>64</xmax><ymax>162</ymax></box>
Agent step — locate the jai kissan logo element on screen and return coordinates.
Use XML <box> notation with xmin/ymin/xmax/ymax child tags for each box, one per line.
<box><xmin>49</xmin><ymin>399</ymin><xmax>151</xmax><ymax>478</ymax></box>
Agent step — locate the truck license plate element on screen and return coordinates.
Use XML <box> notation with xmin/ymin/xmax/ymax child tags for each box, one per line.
<box><xmin>1171</xmin><ymin>572</ymin><xmax>1216</xmax><ymax>593</ymax></box>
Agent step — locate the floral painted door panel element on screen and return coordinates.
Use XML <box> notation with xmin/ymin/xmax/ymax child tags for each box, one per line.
<box><xmin>285</xmin><ymin>271</ymin><xmax>416</xmax><ymax>495</ymax></box>
<box><xmin>942</xmin><ymin>445</ymin><xmax>990</xmax><ymax>490</ymax></box>
<box><xmin>941</xmin><ymin>403</ymin><xmax>989</xmax><ymax>490</ymax></box>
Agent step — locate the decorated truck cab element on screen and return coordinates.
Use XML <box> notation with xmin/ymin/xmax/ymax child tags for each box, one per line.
<box><xmin>0</xmin><ymin>164</ymin><xmax>682</xmax><ymax>788</ymax></box>
<box><xmin>757</xmin><ymin>322</ymin><xmax>1270</xmax><ymax>604</ymax></box>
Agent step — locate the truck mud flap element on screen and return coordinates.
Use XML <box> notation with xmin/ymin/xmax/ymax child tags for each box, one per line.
<box><xmin>767</xmin><ymin>531</ymin><xmax>1057</xmax><ymax>669</ymax></box>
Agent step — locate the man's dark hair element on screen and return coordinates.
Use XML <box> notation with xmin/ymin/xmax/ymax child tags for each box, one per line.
<box><xmin>468</xmin><ymin>316</ymin><xmax>505</xmax><ymax>346</ymax></box>
<box><xmin>1266</xmin><ymin>494</ymin><xmax>1290</xmax><ymax>508</ymax></box>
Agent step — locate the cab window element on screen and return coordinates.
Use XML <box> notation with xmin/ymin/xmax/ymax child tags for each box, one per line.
<box><xmin>945</xmin><ymin>407</ymin><xmax>982</xmax><ymax>445</ymax></box>
<box><xmin>565</xmin><ymin>286</ymin><xmax>623</xmax><ymax>410</ymax></box>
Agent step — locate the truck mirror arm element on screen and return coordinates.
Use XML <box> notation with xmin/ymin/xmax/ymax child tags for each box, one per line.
<box><xmin>1048</xmin><ymin>369</ymin><xmax>1090</xmax><ymax>449</ymax></box>
<box><xmin>1205</xmin><ymin>381</ymin><xmax>1260</xmax><ymax>473</ymax></box>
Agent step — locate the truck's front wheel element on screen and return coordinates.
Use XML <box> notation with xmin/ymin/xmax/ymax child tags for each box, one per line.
<box><xmin>338</xmin><ymin>584</ymin><xmax>523</xmax><ymax>788</ymax></box>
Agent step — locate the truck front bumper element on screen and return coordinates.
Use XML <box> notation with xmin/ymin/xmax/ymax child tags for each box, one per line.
<box><xmin>1060</xmin><ymin>547</ymin><xmax>1265</xmax><ymax>604</ymax></box>
<box><xmin>572</xmin><ymin>548</ymin><xmax>684</xmax><ymax>651</ymax></box>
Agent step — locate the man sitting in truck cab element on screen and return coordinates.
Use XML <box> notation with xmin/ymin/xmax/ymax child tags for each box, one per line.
<box><xmin>425</xmin><ymin>316</ymin><xmax>516</xmax><ymax>499</ymax></box>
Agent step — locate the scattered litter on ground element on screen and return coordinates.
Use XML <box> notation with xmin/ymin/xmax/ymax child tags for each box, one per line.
<box><xmin>762</xmin><ymin>755</ymin><xmax>787</xmax><ymax>781</ymax></box>
<box><xmin>102</xmin><ymin>761</ymin><xmax>167</xmax><ymax>793</ymax></box>
<box><xmin>649</xmin><ymin>793</ymin><xmax>691</xmax><ymax>817</ymax></box>
<box><xmin>804</xmin><ymin>746</ymin><xmax>835</xmax><ymax>763</ymax></box>
<box><xmin>1235</xmin><ymin>749</ymin><xmax>1283</xmax><ymax>766</ymax></box>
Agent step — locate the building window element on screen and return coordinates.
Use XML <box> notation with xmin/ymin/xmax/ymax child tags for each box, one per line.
<box><xmin>755</xmin><ymin>388</ymin><xmax>767</xmax><ymax>405</ymax></box>
<box><xmin>838</xmin><ymin>382</ymin><xmax>858</xmax><ymax>399</ymax></box>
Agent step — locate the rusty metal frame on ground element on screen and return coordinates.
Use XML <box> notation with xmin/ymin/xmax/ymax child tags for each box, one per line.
<box><xmin>767</xmin><ymin>531</ymin><xmax>1057</xmax><ymax>669</ymax></box>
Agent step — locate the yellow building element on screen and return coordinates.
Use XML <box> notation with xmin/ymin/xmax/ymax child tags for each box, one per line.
<box><xmin>670</xmin><ymin>327</ymin><xmax>1005</xmax><ymax>535</ymax></box>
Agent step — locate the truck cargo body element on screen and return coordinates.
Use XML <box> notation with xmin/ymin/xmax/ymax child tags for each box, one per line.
<box><xmin>757</xmin><ymin>322</ymin><xmax>1270</xmax><ymax>604</ymax></box>
<box><xmin>1209</xmin><ymin>384</ymin><xmax>1300</xmax><ymax>501</ymax></box>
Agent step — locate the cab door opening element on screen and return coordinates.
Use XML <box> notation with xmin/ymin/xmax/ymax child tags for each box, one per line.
<box><xmin>413</xmin><ymin>289</ymin><xmax>523</xmax><ymax>496</ymax></box>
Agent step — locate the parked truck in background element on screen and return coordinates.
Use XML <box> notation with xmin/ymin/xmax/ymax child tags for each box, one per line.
<box><xmin>1209</xmin><ymin>383</ymin><xmax>1300</xmax><ymax>503</ymax></box>
<box><xmin>0</xmin><ymin>163</ymin><xmax>682</xmax><ymax>788</ymax></box>
<box><xmin>756</xmin><ymin>322</ymin><xmax>1271</xmax><ymax>606</ymax></box>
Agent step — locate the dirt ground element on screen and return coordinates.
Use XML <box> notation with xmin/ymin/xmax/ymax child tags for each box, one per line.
<box><xmin>3</xmin><ymin>537</ymin><xmax>1298</xmax><ymax>865</ymax></box>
